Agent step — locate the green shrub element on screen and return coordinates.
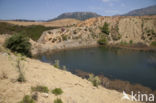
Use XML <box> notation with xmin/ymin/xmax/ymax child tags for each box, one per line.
<box><xmin>54</xmin><ymin>98</ymin><xmax>63</xmax><ymax>103</ymax></box>
<box><xmin>31</xmin><ymin>85</ymin><xmax>49</xmax><ymax>93</ymax></box>
<box><xmin>19</xmin><ymin>95</ymin><xmax>35</xmax><ymax>103</ymax></box>
<box><xmin>54</xmin><ymin>60</ymin><xmax>60</xmax><ymax>68</ymax></box>
<box><xmin>16</xmin><ymin>54</ymin><xmax>26</xmax><ymax>82</ymax></box>
<box><xmin>150</xmin><ymin>41</ymin><xmax>156</xmax><ymax>47</ymax></box>
<box><xmin>97</xmin><ymin>37</ymin><xmax>107</xmax><ymax>45</ymax></box>
<box><xmin>120</xmin><ymin>41</ymin><xmax>128</xmax><ymax>45</ymax></box>
<box><xmin>17</xmin><ymin>73</ymin><xmax>26</xmax><ymax>82</ymax></box>
<box><xmin>61</xmin><ymin>35</ymin><xmax>68</xmax><ymax>41</ymax></box>
<box><xmin>129</xmin><ymin>40</ymin><xmax>133</xmax><ymax>45</ymax></box>
<box><xmin>100</xmin><ymin>22</ymin><xmax>110</xmax><ymax>35</ymax></box>
<box><xmin>52</xmin><ymin>88</ymin><xmax>63</xmax><ymax>96</ymax></box>
<box><xmin>88</xmin><ymin>74</ymin><xmax>101</xmax><ymax>87</ymax></box>
<box><xmin>5</xmin><ymin>34</ymin><xmax>31</xmax><ymax>57</ymax></box>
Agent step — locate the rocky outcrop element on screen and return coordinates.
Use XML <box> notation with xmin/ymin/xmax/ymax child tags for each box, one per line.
<box><xmin>30</xmin><ymin>16</ymin><xmax>156</xmax><ymax>55</ymax></box>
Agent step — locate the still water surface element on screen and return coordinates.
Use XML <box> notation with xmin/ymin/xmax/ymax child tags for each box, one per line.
<box><xmin>38</xmin><ymin>47</ymin><xmax>156</xmax><ymax>90</ymax></box>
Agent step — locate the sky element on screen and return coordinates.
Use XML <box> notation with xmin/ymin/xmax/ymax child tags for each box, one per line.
<box><xmin>0</xmin><ymin>0</ymin><xmax>156</xmax><ymax>20</ymax></box>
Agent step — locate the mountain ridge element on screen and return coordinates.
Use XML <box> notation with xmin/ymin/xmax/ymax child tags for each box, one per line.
<box><xmin>122</xmin><ymin>5</ymin><xmax>156</xmax><ymax>16</ymax></box>
<box><xmin>48</xmin><ymin>12</ymin><xmax>101</xmax><ymax>21</ymax></box>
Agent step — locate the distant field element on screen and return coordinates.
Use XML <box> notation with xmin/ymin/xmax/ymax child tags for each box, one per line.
<box><xmin>0</xmin><ymin>18</ymin><xmax>81</xmax><ymax>27</ymax></box>
<box><xmin>0</xmin><ymin>22</ymin><xmax>58</xmax><ymax>41</ymax></box>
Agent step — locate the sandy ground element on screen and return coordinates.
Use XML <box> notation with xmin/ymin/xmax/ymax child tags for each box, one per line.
<box><xmin>0</xmin><ymin>49</ymin><xmax>143</xmax><ymax>103</ymax></box>
<box><xmin>0</xmin><ymin>18</ymin><xmax>81</xmax><ymax>27</ymax></box>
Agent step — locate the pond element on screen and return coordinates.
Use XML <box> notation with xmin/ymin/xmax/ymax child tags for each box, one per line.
<box><xmin>37</xmin><ymin>47</ymin><xmax>156</xmax><ymax>90</ymax></box>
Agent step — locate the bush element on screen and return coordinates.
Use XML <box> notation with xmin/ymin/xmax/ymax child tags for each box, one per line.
<box><xmin>19</xmin><ymin>95</ymin><xmax>35</xmax><ymax>103</ymax></box>
<box><xmin>52</xmin><ymin>88</ymin><xmax>63</xmax><ymax>96</ymax></box>
<box><xmin>5</xmin><ymin>34</ymin><xmax>31</xmax><ymax>57</ymax></box>
<box><xmin>61</xmin><ymin>35</ymin><xmax>68</xmax><ymax>41</ymax></box>
<box><xmin>150</xmin><ymin>41</ymin><xmax>156</xmax><ymax>47</ymax></box>
<box><xmin>53</xmin><ymin>60</ymin><xmax>60</xmax><ymax>68</ymax></box>
<box><xmin>120</xmin><ymin>41</ymin><xmax>128</xmax><ymax>45</ymax></box>
<box><xmin>88</xmin><ymin>74</ymin><xmax>101</xmax><ymax>87</ymax></box>
<box><xmin>100</xmin><ymin>22</ymin><xmax>110</xmax><ymax>35</ymax></box>
<box><xmin>97</xmin><ymin>37</ymin><xmax>107</xmax><ymax>45</ymax></box>
<box><xmin>54</xmin><ymin>98</ymin><xmax>63</xmax><ymax>103</ymax></box>
<box><xmin>17</xmin><ymin>73</ymin><xmax>26</xmax><ymax>82</ymax></box>
<box><xmin>31</xmin><ymin>85</ymin><xmax>49</xmax><ymax>93</ymax></box>
<box><xmin>129</xmin><ymin>40</ymin><xmax>133</xmax><ymax>45</ymax></box>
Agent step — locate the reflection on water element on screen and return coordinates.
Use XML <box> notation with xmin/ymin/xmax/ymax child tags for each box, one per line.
<box><xmin>37</xmin><ymin>47</ymin><xmax>156</xmax><ymax>90</ymax></box>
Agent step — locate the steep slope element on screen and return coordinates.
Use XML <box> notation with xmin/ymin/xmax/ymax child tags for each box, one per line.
<box><xmin>122</xmin><ymin>5</ymin><xmax>156</xmax><ymax>16</ymax></box>
<box><xmin>48</xmin><ymin>12</ymin><xmax>101</xmax><ymax>21</ymax></box>
<box><xmin>34</xmin><ymin>16</ymin><xmax>156</xmax><ymax>55</ymax></box>
<box><xmin>0</xmin><ymin>50</ymin><xmax>140</xmax><ymax>103</ymax></box>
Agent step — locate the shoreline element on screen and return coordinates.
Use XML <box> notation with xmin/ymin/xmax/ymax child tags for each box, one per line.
<box><xmin>34</xmin><ymin>44</ymin><xmax>156</xmax><ymax>101</ymax></box>
<box><xmin>33</xmin><ymin>43</ymin><xmax>156</xmax><ymax>57</ymax></box>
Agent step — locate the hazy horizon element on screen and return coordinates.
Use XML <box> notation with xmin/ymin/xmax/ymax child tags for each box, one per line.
<box><xmin>0</xmin><ymin>0</ymin><xmax>156</xmax><ymax>20</ymax></box>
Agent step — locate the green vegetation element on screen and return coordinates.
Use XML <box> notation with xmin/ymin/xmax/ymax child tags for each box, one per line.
<box><xmin>0</xmin><ymin>22</ymin><xmax>57</xmax><ymax>41</ymax></box>
<box><xmin>61</xmin><ymin>35</ymin><xmax>68</xmax><ymax>41</ymax></box>
<box><xmin>5</xmin><ymin>34</ymin><xmax>31</xmax><ymax>57</ymax></box>
<box><xmin>88</xmin><ymin>74</ymin><xmax>101</xmax><ymax>87</ymax></box>
<box><xmin>129</xmin><ymin>40</ymin><xmax>133</xmax><ymax>45</ymax></box>
<box><xmin>31</xmin><ymin>85</ymin><xmax>49</xmax><ymax>93</ymax></box>
<box><xmin>54</xmin><ymin>98</ymin><xmax>63</xmax><ymax>103</ymax></box>
<box><xmin>53</xmin><ymin>60</ymin><xmax>60</xmax><ymax>68</ymax></box>
<box><xmin>52</xmin><ymin>88</ymin><xmax>63</xmax><ymax>96</ymax></box>
<box><xmin>19</xmin><ymin>95</ymin><xmax>35</xmax><ymax>103</ymax></box>
<box><xmin>97</xmin><ymin>37</ymin><xmax>107</xmax><ymax>45</ymax></box>
<box><xmin>120</xmin><ymin>41</ymin><xmax>128</xmax><ymax>45</ymax></box>
<box><xmin>150</xmin><ymin>41</ymin><xmax>156</xmax><ymax>47</ymax></box>
<box><xmin>100</xmin><ymin>22</ymin><xmax>110</xmax><ymax>35</ymax></box>
<box><xmin>15</xmin><ymin>53</ymin><xmax>26</xmax><ymax>82</ymax></box>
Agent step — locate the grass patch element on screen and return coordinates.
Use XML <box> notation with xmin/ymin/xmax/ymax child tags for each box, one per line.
<box><xmin>120</xmin><ymin>41</ymin><xmax>128</xmax><ymax>46</ymax></box>
<box><xmin>150</xmin><ymin>41</ymin><xmax>156</xmax><ymax>47</ymax></box>
<box><xmin>88</xmin><ymin>74</ymin><xmax>101</xmax><ymax>87</ymax></box>
<box><xmin>0</xmin><ymin>22</ymin><xmax>58</xmax><ymax>41</ymax></box>
<box><xmin>31</xmin><ymin>85</ymin><xmax>49</xmax><ymax>93</ymax></box>
<box><xmin>53</xmin><ymin>60</ymin><xmax>60</xmax><ymax>68</ymax></box>
<box><xmin>54</xmin><ymin>98</ymin><xmax>63</xmax><ymax>103</ymax></box>
<box><xmin>19</xmin><ymin>95</ymin><xmax>35</xmax><ymax>103</ymax></box>
<box><xmin>52</xmin><ymin>88</ymin><xmax>63</xmax><ymax>96</ymax></box>
<box><xmin>129</xmin><ymin>40</ymin><xmax>133</xmax><ymax>45</ymax></box>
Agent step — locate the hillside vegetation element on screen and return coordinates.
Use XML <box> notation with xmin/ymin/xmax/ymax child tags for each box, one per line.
<box><xmin>0</xmin><ymin>22</ymin><xmax>57</xmax><ymax>41</ymax></box>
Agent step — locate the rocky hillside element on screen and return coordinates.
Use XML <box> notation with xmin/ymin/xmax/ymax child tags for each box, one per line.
<box><xmin>31</xmin><ymin>16</ymin><xmax>156</xmax><ymax>55</ymax></box>
<box><xmin>122</xmin><ymin>5</ymin><xmax>156</xmax><ymax>16</ymax></box>
<box><xmin>49</xmin><ymin>12</ymin><xmax>101</xmax><ymax>21</ymax></box>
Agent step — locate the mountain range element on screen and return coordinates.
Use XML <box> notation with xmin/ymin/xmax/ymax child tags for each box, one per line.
<box><xmin>122</xmin><ymin>5</ymin><xmax>156</xmax><ymax>16</ymax></box>
<box><xmin>48</xmin><ymin>12</ymin><xmax>101</xmax><ymax>21</ymax></box>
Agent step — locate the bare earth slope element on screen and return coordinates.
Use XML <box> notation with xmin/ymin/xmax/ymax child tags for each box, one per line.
<box><xmin>0</xmin><ymin>18</ymin><xmax>81</xmax><ymax>27</ymax></box>
<box><xmin>0</xmin><ymin>50</ymin><xmax>142</xmax><ymax>103</ymax></box>
<box><xmin>29</xmin><ymin>16</ymin><xmax>156</xmax><ymax>55</ymax></box>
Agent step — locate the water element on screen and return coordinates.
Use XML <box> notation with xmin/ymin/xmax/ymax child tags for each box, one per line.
<box><xmin>37</xmin><ymin>47</ymin><xmax>156</xmax><ymax>90</ymax></box>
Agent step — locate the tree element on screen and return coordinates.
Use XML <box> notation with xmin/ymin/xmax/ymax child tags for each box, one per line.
<box><xmin>5</xmin><ymin>34</ymin><xmax>31</xmax><ymax>57</ymax></box>
<box><xmin>100</xmin><ymin>22</ymin><xmax>110</xmax><ymax>35</ymax></box>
